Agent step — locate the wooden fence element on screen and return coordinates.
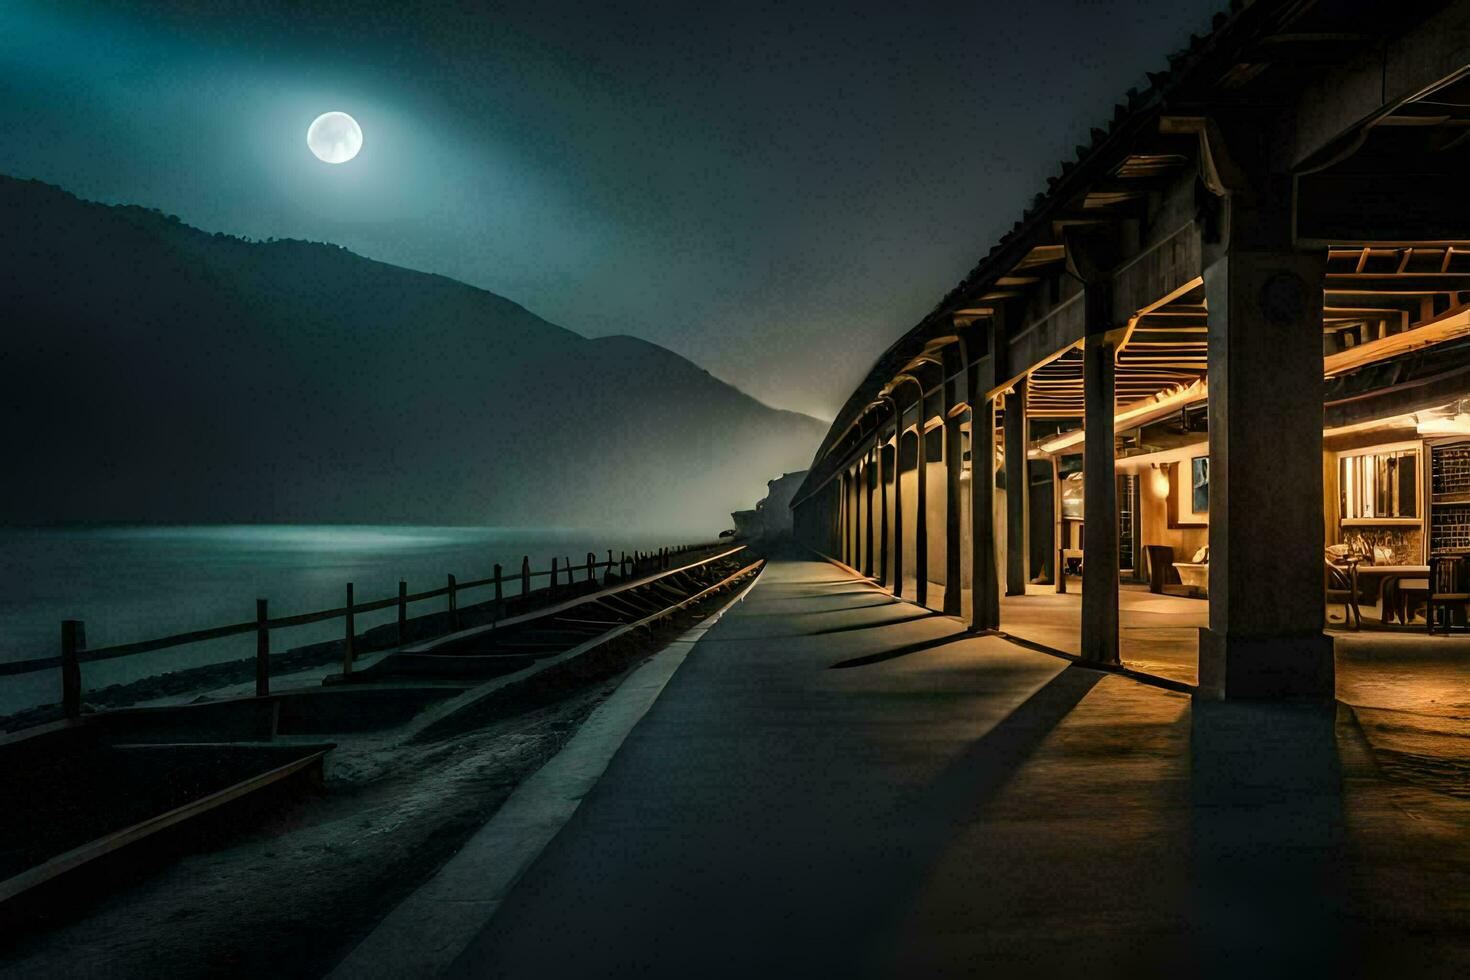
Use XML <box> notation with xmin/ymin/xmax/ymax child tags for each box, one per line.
<box><xmin>1</xmin><ymin>542</ymin><xmax>718</xmax><ymax>718</ymax></box>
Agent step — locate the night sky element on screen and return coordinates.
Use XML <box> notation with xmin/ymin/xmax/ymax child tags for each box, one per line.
<box><xmin>1</xmin><ymin>0</ymin><xmax>1221</xmax><ymax>420</ymax></box>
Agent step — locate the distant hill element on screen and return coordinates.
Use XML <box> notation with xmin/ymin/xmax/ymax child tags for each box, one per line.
<box><xmin>0</xmin><ymin>176</ymin><xmax>826</xmax><ymax>533</ymax></box>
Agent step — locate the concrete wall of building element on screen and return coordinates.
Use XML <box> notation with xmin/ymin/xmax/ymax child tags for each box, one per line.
<box><xmin>764</xmin><ymin>471</ymin><xmax>805</xmax><ymax>538</ymax></box>
<box><xmin>731</xmin><ymin>509</ymin><xmax>764</xmax><ymax>540</ymax></box>
<box><xmin>900</xmin><ymin>430</ymin><xmax>919</xmax><ymax>597</ymax></box>
<box><xmin>925</xmin><ymin>425</ymin><xmax>947</xmax><ymax>602</ymax></box>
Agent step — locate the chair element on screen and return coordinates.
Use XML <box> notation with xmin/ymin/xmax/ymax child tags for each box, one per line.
<box><xmin>1325</xmin><ymin>561</ymin><xmax>1360</xmax><ymax>630</ymax></box>
<box><xmin>1395</xmin><ymin>578</ymin><xmax>1430</xmax><ymax>625</ymax></box>
<box><xmin>1427</xmin><ymin>555</ymin><xmax>1470</xmax><ymax>634</ymax></box>
<box><xmin>1143</xmin><ymin>545</ymin><xmax>1175</xmax><ymax>594</ymax></box>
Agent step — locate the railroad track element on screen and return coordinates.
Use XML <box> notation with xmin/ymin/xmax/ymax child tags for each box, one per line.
<box><xmin>349</xmin><ymin>545</ymin><xmax>761</xmax><ymax>684</ymax></box>
<box><xmin>0</xmin><ymin>547</ymin><xmax>765</xmax><ymax>915</ymax></box>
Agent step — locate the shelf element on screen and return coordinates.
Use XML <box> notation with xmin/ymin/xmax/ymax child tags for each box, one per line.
<box><xmin>1341</xmin><ymin>518</ymin><xmax>1422</xmax><ymax>527</ymax></box>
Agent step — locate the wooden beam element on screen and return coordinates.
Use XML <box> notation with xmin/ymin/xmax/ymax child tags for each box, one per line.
<box><xmin>1323</xmin><ymin>303</ymin><xmax>1470</xmax><ymax>376</ymax></box>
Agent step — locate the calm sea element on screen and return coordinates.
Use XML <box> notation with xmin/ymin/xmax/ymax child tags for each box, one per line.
<box><xmin>0</xmin><ymin>525</ymin><xmax>679</xmax><ymax>715</ymax></box>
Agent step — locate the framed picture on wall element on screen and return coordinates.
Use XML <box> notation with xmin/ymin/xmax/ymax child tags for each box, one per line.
<box><xmin>1190</xmin><ymin>456</ymin><xmax>1210</xmax><ymax>516</ymax></box>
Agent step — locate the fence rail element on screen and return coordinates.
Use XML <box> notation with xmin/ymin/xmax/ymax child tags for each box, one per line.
<box><xmin>1</xmin><ymin>541</ymin><xmax>721</xmax><ymax>718</ymax></box>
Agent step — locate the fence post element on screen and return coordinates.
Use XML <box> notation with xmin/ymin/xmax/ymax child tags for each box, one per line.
<box><xmin>587</xmin><ymin>552</ymin><xmax>596</xmax><ymax>582</ymax></box>
<box><xmin>397</xmin><ymin>580</ymin><xmax>408</xmax><ymax>645</ymax></box>
<box><xmin>494</xmin><ymin>564</ymin><xmax>503</xmax><ymax>602</ymax></box>
<box><xmin>521</xmin><ymin>556</ymin><xmax>531</xmax><ymax>598</ymax></box>
<box><xmin>343</xmin><ymin>582</ymin><xmax>355</xmax><ymax>676</ymax></box>
<box><xmin>607</xmin><ymin>549</ymin><xmax>614</xmax><ymax>578</ymax></box>
<box><xmin>256</xmin><ymin>599</ymin><xmax>270</xmax><ymax>697</ymax></box>
<box><xmin>564</xmin><ymin>556</ymin><xmax>572</xmax><ymax>587</ymax></box>
<box><xmin>61</xmin><ymin>619</ymin><xmax>84</xmax><ymax>719</ymax></box>
<box><xmin>550</xmin><ymin>557</ymin><xmax>558</xmax><ymax>598</ymax></box>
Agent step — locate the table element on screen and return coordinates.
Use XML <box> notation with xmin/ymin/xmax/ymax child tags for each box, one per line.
<box><xmin>1345</xmin><ymin>564</ymin><xmax>1430</xmax><ymax>624</ymax></box>
<box><xmin>1173</xmin><ymin>562</ymin><xmax>1208</xmax><ymax>595</ymax></box>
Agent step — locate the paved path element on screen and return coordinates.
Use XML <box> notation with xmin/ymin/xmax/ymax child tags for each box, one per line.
<box><xmin>444</xmin><ymin>555</ymin><xmax>1470</xmax><ymax>978</ymax></box>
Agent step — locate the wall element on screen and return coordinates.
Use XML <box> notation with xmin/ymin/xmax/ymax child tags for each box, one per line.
<box><xmin>900</xmin><ymin>431</ymin><xmax>919</xmax><ymax>597</ymax></box>
<box><xmin>1139</xmin><ymin>471</ymin><xmax>1208</xmax><ymax>563</ymax></box>
<box><xmin>925</xmin><ymin>424</ymin><xmax>947</xmax><ymax>601</ymax></box>
<box><xmin>1119</xmin><ymin>445</ymin><xmax>1210</xmax><ymax>569</ymax></box>
<box><xmin>765</xmin><ymin>470</ymin><xmax>806</xmax><ymax>537</ymax></box>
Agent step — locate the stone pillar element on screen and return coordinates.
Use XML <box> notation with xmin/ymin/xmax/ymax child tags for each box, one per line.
<box><xmin>944</xmin><ymin>410</ymin><xmax>964</xmax><ymax>616</ymax></box>
<box><xmin>1082</xmin><ymin>319</ymin><xmax>1120</xmax><ymax>667</ymax></box>
<box><xmin>876</xmin><ymin>431</ymin><xmax>889</xmax><ymax>586</ymax></box>
<box><xmin>970</xmin><ymin>355</ymin><xmax>1001</xmax><ymax>630</ymax></box>
<box><xmin>939</xmin><ymin>351</ymin><xmax>964</xmax><ymax>616</ymax></box>
<box><xmin>1200</xmin><ymin>248</ymin><xmax>1331</xmax><ymax>698</ymax></box>
<box><xmin>842</xmin><ymin>470</ymin><xmax>852</xmax><ymax>564</ymax></box>
<box><xmin>1004</xmin><ymin>384</ymin><xmax>1029</xmax><ymax>595</ymax></box>
<box><xmin>834</xmin><ymin>473</ymin><xmax>843</xmax><ymax>560</ymax></box>
<box><xmin>863</xmin><ymin>449</ymin><xmax>875</xmax><ymax>577</ymax></box>
<box><xmin>891</xmin><ymin>414</ymin><xmax>905</xmax><ymax>599</ymax></box>
<box><xmin>914</xmin><ymin>412</ymin><xmax>929</xmax><ymax>608</ymax></box>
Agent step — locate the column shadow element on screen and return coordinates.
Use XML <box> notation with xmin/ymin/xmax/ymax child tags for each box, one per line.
<box><xmin>827</xmin><ymin>629</ymin><xmax>972</xmax><ymax>669</ymax></box>
<box><xmin>848</xmin><ymin>666</ymin><xmax>1108</xmax><ymax>972</ymax></box>
<box><xmin>1188</xmin><ymin>699</ymin><xmax>1353</xmax><ymax>978</ymax></box>
<box><xmin>736</xmin><ymin>600</ymin><xmax>899</xmax><ymax>618</ymax></box>
<box><xmin>808</xmin><ymin>610</ymin><xmax>938</xmax><ymax>636</ymax></box>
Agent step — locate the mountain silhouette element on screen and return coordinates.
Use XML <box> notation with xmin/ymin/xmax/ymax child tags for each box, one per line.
<box><xmin>0</xmin><ymin>176</ymin><xmax>825</xmax><ymax>532</ymax></box>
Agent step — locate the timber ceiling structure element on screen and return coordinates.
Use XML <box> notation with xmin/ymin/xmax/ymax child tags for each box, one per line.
<box><xmin>797</xmin><ymin>0</ymin><xmax>1470</xmax><ymax>505</ymax></box>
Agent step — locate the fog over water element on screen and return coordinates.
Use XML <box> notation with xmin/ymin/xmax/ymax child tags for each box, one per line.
<box><xmin>0</xmin><ymin>524</ymin><xmax>687</xmax><ymax>715</ymax></box>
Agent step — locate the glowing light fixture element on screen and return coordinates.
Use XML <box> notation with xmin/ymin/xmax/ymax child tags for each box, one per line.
<box><xmin>1411</xmin><ymin>411</ymin><xmax>1470</xmax><ymax>434</ymax></box>
<box><xmin>1037</xmin><ymin>379</ymin><xmax>1207</xmax><ymax>456</ymax></box>
<box><xmin>1149</xmin><ymin>463</ymin><xmax>1171</xmax><ymax>499</ymax></box>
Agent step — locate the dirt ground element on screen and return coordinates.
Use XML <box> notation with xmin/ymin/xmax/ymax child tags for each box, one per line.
<box><xmin>0</xmin><ymin>586</ymin><xmax>747</xmax><ymax>979</ymax></box>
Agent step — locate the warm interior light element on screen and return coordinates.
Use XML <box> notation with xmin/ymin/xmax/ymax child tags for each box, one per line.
<box><xmin>1416</xmin><ymin>411</ymin><xmax>1470</xmax><ymax>436</ymax></box>
<box><xmin>1149</xmin><ymin>464</ymin><xmax>1171</xmax><ymax>499</ymax></box>
<box><xmin>1036</xmin><ymin>379</ymin><xmax>1207</xmax><ymax>456</ymax></box>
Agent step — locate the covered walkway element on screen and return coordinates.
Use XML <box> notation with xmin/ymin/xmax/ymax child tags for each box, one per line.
<box><xmin>446</xmin><ymin>556</ymin><xmax>1470</xmax><ymax>978</ymax></box>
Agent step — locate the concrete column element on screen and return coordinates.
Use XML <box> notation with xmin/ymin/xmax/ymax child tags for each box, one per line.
<box><xmin>1004</xmin><ymin>384</ymin><xmax>1029</xmax><ymax>595</ymax></box>
<box><xmin>1200</xmin><ymin>248</ymin><xmax>1331</xmax><ymax>699</ymax></box>
<box><xmin>842</xmin><ymin>470</ymin><xmax>852</xmax><ymax>564</ymax></box>
<box><xmin>891</xmin><ymin>419</ymin><xmax>905</xmax><ymax>599</ymax></box>
<box><xmin>863</xmin><ymin>450</ymin><xmax>875</xmax><ymax>577</ymax></box>
<box><xmin>1082</xmin><ymin>322</ymin><xmax>1120</xmax><ymax>667</ymax></box>
<box><xmin>914</xmin><ymin>413</ymin><xmax>929</xmax><ymax>608</ymax></box>
<box><xmin>970</xmin><ymin>356</ymin><xmax>1001</xmax><ymax>630</ymax></box>
<box><xmin>833</xmin><ymin>473</ymin><xmax>842</xmax><ymax>560</ymax></box>
<box><xmin>944</xmin><ymin>410</ymin><xmax>964</xmax><ymax>616</ymax></box>
<box><xmin>876</xmin><ymin>432</ymin><xmax>889</xmax><ymax>586</ymax></box>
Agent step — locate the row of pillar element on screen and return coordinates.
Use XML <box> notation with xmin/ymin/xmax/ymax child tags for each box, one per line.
<box><xmin>820</xmin><ymin>195</ymin><xmax>1331</xmax><ymax>699</ymax></box>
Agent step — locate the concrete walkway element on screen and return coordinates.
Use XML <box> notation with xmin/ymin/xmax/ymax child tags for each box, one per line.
<box><xmin>442</xmin><ymin>555</ymin><xmax>1470</xmax><ymax>978</ymax></box>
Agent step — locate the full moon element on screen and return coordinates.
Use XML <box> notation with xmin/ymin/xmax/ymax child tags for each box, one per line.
<box><xmin>307</xmin><ymin>111</ymin><xmax>363</xmax><ymax>164</ymax></box>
